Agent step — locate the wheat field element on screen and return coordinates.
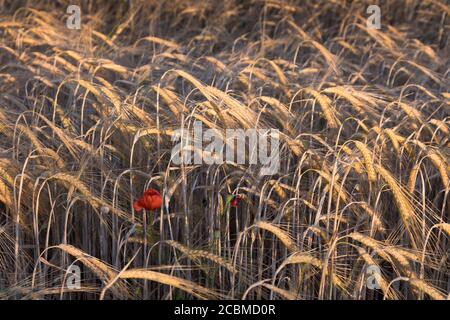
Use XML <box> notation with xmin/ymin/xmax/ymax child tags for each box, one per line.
<box><xmin>0</xmin><ymin>0</ymin><xmax>449</xmax><ymax>300</ymax></box>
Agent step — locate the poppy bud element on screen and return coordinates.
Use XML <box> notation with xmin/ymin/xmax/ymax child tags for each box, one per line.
<box><xmin>230</xmin><ymin>195</ymin><xmax>241</xmax><ymax>208</ymax></box>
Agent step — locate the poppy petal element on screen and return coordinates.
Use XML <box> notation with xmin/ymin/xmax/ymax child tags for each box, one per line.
<box><xmin>142</xmin><ymin>196</ymin><xmax>152</xmax><ymax>210</ymax></box>
<box><xmin>133</xmin><ymin>200</ymin><xmax>144</xmax><ymax>212</ymax></box>
<box><xmin>150</xmin><ymin>195</ymin><xmax>162</xmax><ymax>210</ymax></box>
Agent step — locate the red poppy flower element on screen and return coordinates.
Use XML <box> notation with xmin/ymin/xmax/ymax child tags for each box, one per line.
<box><xmin>133</xmin><ymin>188</ymin><xmax>162</xmax><ymax>212</ymax></box>
<box><xmin>230</xmin><ymin>195</ymin><xmax>242</xmax><ymax>208</ymax></box>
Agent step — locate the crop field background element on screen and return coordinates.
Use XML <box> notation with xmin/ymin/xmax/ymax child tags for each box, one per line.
<box><xmin>0</xmin><ymin>0</ymin><xmax>449</xmax><ymax>300</ymax></box>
